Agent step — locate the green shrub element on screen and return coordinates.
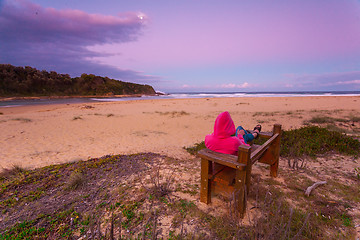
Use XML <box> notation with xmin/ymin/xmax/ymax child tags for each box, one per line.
<box><xmin>280</xmin><ymin>126</ymin><xmax>360</xmax><ymax>158</ymax></box>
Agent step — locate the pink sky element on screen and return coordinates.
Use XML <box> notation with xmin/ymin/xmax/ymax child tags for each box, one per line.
<box><xmin>1</xmin><ymin>0</ymin><xmax>360</xmax><ymax>92</ymax></box>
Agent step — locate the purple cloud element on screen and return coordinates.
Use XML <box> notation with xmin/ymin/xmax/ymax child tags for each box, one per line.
<box><xmin>0</xmin><ymin>0</ymin><xmax>159</xmax><ymax>83</ymax></box>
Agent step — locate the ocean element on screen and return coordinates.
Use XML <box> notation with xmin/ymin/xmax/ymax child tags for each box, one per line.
<box><xmin>1</xmin><ymin>91</ymin><xmax>360</xmax><ymax>108</ymax></box>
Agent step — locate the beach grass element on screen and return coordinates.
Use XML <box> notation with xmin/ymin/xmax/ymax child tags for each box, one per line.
<box><xmin>235</xmin><ymin>102</ymin><xmax>250</xmax><ymax>105</ymax></box>
<box><xmin>355</xmin><ymin>168</ymin><xmax>360</xmax><ymax>180</ymax></box>
<box><xmin>349</xmin><ymin>115</ymin><xmax>360</xmax><ymax>122</ymax></box>
<box><xmin>183</xmin><ymin>141</ymin><xmax>205</xmax><ymax>155</ymax></box>
<box><xmin>0</xmin><ymin>165</ymin><xmax>26</xmax><ymax>180</ymax></box>
<box><xmin>252</xmin><ymin>111</ymin><xmax>280</xmax><ymax>117</ymax></box>
<box><xmin>306</xmin><ymin>116</ymin><xmax>350</xmax><ymax>124</ymax></box>
<box><xmin>155</xmin><ymin>111</ymin><xmax>190</xmax><ymax>117</ymax></box>
<box><xmin>11</xmin><ymin>117</ymin><xmax>32</xmax><ymax>123</ymax></box>
<box><xmin>64</xmin><ymin>171</ymin><xmax>86</xmax><ymax>190</ymax></box>
<box><xmin>307</xmin><ymin>116</ymin><xmax>336</xmax><ymax>124</ymax></box>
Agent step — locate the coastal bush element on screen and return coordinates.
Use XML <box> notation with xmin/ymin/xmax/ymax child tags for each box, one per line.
<box><xmin>0</xmin><ymin>64</ymin><xmax>156</xmax><ymax>97</ymax></box>
<box><xmin>281</xmin><ymin>126</ymin><xmax>360</xmax><ymax>158</ymax></box>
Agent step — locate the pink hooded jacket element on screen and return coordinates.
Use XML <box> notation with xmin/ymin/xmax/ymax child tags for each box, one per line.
<box><xmin>205</xmin><ymin>111</ymin><xmax>248</xmax><ymax>156</ymax></box>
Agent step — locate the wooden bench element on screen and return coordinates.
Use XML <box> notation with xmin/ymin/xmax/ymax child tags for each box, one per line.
<box><xmin>197</xmin><ymin>124</ymin><xmax>282</xmax><ymax>217</ymax></box>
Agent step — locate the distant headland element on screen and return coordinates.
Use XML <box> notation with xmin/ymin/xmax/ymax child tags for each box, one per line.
<box><xmin>0</xmin><ymin>64</ymin><xmax>157</xmax><ymax>99</ymax></box>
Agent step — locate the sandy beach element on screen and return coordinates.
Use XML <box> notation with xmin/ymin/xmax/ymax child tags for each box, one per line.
<box><xmin>1</xmin><ymin>96</ymin><xmax>360</xmax><ymax>170</ymax></box>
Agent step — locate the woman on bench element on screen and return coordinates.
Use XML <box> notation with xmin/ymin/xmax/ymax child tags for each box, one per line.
<box><xmin>205</xmin><ymin>111</ymin><xmax>261</xmax><ymax>156</ymax></box>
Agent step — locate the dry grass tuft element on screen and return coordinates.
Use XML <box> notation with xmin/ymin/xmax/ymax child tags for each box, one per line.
<box><xmin>72</xmin><ymin>116</ymin><xmax>82</xmax><ymax>120</ymax></box>
<box><xmin>64</xmin><ymin>171</ymin><xmax>86</xmax><ymax>190</ymax></box>
<box><xmin>155</xmin><ymin>111</ymin><xmax>190</xmax><ymax>117</ymax></box>
<box><xmin>11</xmin><ymin>118</ymin><xmax>32</xmax><ymax>123</ymax></box>
<box><xmin>0</xmin><ymin>165</ymin><xmax>26</xmax><ymax>179</ymax></box>
<box><xmin>141</xmin><ymin>165</ymin><xmax>175</xmax><ymax>199</ymax></box>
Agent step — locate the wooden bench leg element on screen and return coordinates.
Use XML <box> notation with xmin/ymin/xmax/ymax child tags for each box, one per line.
<box><xmin>270</xmin><ymin>124</ymin><xmax>282</xmax><ymax>177</ymax></box>
<box><xmin>236</xmin><ymin>145</ymin><xmax>252</xmax><ymax>217</ymax></box>
<box><xmin>234</xmin><ymin>168</ymin><xmax>247</xmax><ymax>217</ymax></box>
<box><xmin>200</xmin><ymin>158</ymin><xmax>212</xmax><ymax>204</ymax></box>
<box><xmin>270</xmin><ymin>161</ymin><xmax>279</xmax><ymax>178</ymax></box>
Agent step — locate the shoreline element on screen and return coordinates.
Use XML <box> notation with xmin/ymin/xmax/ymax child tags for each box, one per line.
<box><xmin>0</xmin><ymin>93</ymin><xmax>164</xmax><ymax>102</ymax></box>
<box><xmin>1</xmin><ymin>95</ymin><xmax>359</xmax><ymax>170</ymax></box>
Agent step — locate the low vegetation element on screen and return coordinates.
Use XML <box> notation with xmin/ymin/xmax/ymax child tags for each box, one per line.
<box><xmin>306</xmin><ymin>115</ymin><xmax>360</xmax><ymax>125</ymax></box>
<box><xmin>1</xmin><ymin>126</ymin><xmax>359</xmax><ymax>239</ymax></box>
<box><xmin>72</xmin><ymin>116</ymin><xmax>83</xmax><ymax>121</ymax></box>
<box><xmin>155</xmin><ymin>111</ymin><xmax>190</xmax><ymax>117</ymax></box>
<box><xmin>11</xmin><ymin>118</ymin><xmax>32</xmax><ymax>123</ymax></box>
<box><xmin>303</xmin><ymin>114</ymin><xmax>360</xmax><ymax>134</ymax></box>
<box><xmin>281</xmin><ymin>126</ymin><xmax>360</xmax><ymax>158</ymax></box>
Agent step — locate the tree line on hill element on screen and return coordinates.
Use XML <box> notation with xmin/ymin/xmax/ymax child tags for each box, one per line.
<box><xmin>0</xmin><ymin>64</ymin><xmax>156</xmax><ymax>97</ymax></box>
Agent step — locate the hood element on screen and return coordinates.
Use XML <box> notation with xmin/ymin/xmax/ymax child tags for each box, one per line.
<box><xmin>213</xmin><ymin>111</ymin><xmax>236</xmax><ymax>138</ymax></box>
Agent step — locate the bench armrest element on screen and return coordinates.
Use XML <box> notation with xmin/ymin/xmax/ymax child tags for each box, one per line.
<box><xmin>250</xmin><ymin>133</ymin><xmax>279</xmax><ymax>163</ymax></box>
